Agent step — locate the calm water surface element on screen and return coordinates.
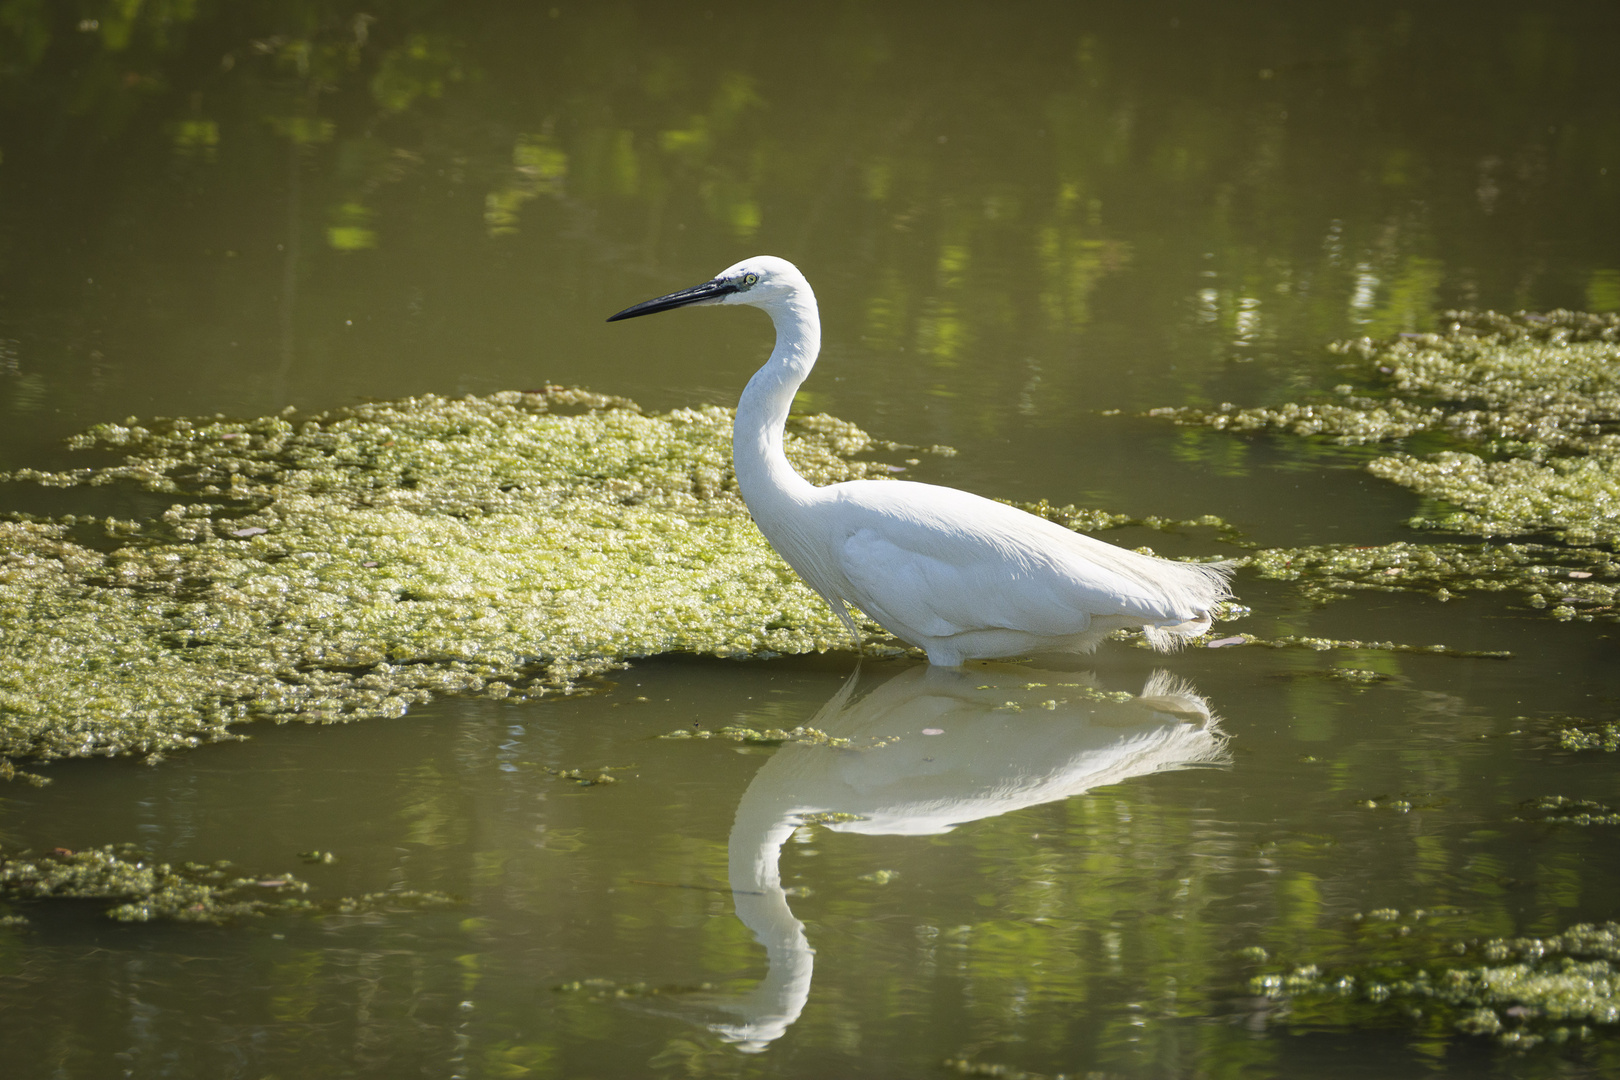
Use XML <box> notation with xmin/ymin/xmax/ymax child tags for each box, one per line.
<box><xmin>2</xmin><ymin>2</ymin><xmax>1619</xmax><ymax>1077</ymax></box>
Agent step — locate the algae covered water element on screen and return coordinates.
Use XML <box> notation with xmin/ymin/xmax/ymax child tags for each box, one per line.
<box><xmin>3</xmin><ymin>3</ymin><xmax>1620</xmax><ymax>1078</ymax></box>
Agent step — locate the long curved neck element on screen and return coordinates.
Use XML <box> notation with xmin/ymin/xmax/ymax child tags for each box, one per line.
<box><xmin>733</xmin><ymin>289</ymin><xmax>822</xmax><ymax>508</ymax></box>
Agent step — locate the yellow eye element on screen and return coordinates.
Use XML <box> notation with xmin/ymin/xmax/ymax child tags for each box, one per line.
<box><xmin>743</xmin><ymin>273</ymin><xmax>759</xmax><ymax>286</ymax></box>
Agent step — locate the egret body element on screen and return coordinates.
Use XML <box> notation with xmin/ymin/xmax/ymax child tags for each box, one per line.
<box><xmin>608</xmin><ymin>256</ymin><xmax>1233</xmax><ymax>665</ymax></box>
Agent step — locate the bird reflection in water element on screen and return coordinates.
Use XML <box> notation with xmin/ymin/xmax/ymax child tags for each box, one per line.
<box><xmin>700</xmin><ymin>661</ymin><xmax>1228</xmax><ymax>1052</ymax></box>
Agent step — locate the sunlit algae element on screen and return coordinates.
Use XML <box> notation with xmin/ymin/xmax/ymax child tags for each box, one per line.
<box><xmin>0</xmin><ymin>843</ymin><xmax>456</xmax><ymax>924</ymax></box>
<box><xmin>0</xmin><ymin>388</ymin><xmax>906</xmax><ymax>770</ymax></box>
<box><xmin>1151</xmin><ymin>311</ymin><xmax>1619</xmax><ymax>619</ymax></box>
<box><xmin>1254</xmin><ymin>920</ymin><xmax>1620</xmax><ymax>1048</ymax></box>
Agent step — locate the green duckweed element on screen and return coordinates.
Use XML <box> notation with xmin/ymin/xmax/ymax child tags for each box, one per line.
<box><xmin>659</xmin><ymin>724</ymin><xmax>898</xmax><ymax>749</ymax></box>
<box><xmin>527</xmin><ymin>764</ymin><xmax>623</xmax><ymax>786</ymax></box>
<box><xmin>1252</xmin><ymin>921</ymin><xmax>1620</xmax><ymax>1048</ymax></box>
<box><xmin>1199</xmin><ymin>631</ymin><xmax>1511</xmax><ymax>659</ymax></box>
<box><xmin>1245</xmin><ymin>541</ymin><xmax>1618</xmax><ymax>617</ymax></box>
<box><xmin>1150</xmin><ymin>311</ymin><xmax>1620</xmax><ymax>618</ymax></box>
<box><xmin>1</xmin><ymin>388</ymin><xmax>910</xmax><ymax>768</ymax></box>
<box><xmin>1517</xmin><ymin>795</ymin><xmax>1620</xmax><ymax>827</ymax></box>
<box><xmin>1558</xmin><ymin>723</ymin><xmax>1620</xmax><ymax>752</ymax></box>
<box><xmin>1016</xmin><ymin>500</ymin><xmax>1247</xmax><ymax>545</ymax></box>
<box><xmin>1154</xmin><ymin>310</ymin><xmax>1620</xmax><ymax>462</ymax></box>
<box><xmin>0</xmin><ymin>843</ymin><xmax>457</xmax><ymax>924</ymax></box>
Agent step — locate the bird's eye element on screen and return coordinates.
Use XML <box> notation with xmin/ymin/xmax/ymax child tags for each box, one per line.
<box><xmin>742</xmin><ymin>273</ymin><xmax>759</xmax><ymax>287</ymax></box>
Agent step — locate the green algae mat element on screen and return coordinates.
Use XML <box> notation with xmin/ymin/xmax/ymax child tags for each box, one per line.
<box><xmin>1153</xmin><ymin>310</ymin><xmax>1620</xmax><ymax>620</ymax></box>
<box><xmin>1250</xmin><ymin>916</ymin><xmax>1620</xmax><ymax>1050</ymax></box>
<box><xmin>0</xmin><ymin>844</ymin><xmax>457</xmax><ymax>924</ymax></box>
<box><xmin>0</xmin><ymin>388</ymin><xmax>901</xmax><ymax>771</ymax></box>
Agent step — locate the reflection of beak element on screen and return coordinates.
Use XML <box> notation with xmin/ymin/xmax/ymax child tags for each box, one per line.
<box><xmin>606</xmin><ymin>278</ymin><xmax>737</xmax><ymax>321</ymax></box>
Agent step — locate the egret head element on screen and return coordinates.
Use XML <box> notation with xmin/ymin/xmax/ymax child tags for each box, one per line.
<box><xmin>606</xmin><ymin>256</ymin><xmax>809</xmax><ymax>322</ymax></box>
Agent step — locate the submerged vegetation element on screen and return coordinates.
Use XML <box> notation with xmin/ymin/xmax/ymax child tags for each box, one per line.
<box><xmin>1</xmin><ymin>388</ymin><xmax>905</xmax><ymax>769</ymax></box>
<box><xmin>1153</xmin><ymin>311</ymin><xmax>1620</xmax><ymax>620</ymax></box>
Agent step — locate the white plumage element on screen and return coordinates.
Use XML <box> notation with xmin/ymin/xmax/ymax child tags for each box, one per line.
<box><xmin>608</xmin><ymin>255</ymin><xmax>1233</xmax><ymax>665</ymax></box>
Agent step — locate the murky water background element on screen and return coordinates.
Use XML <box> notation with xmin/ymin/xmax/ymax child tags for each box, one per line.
<box><xmin>3</xmin><ymin>2</ymin><xmax>1619</xmax><ymax>1077</ymax></box>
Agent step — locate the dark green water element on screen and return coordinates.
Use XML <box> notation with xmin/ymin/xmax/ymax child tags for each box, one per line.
<box><xmin>2</xmin><ymin>2</ymin><xmax>1619</xmax><ymax>1077</ymax></box>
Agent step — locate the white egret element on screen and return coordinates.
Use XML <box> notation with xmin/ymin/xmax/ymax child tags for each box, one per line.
<box><xmin>608</xmin><ymin>256</ymin><xmax>1234</xmax><ymax>665</ymax></box>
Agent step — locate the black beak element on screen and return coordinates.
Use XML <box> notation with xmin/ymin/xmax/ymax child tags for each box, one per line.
<box><xmin>606</xmin><ymin>278</ymin><xmax>737</xmax><ymax>322</ymax></box>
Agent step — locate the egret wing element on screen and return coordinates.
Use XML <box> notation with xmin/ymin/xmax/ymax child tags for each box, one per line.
<box><xmin>831</xmin><ymin>482</ymin><xmax>1188</xmax><ymax>638</ymax></box>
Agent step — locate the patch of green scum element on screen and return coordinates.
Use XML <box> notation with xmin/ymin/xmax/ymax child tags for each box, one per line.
<box><xmin>0</xmin><ymin>389</ymin><xmax>916</xmax><ymax>767</ymax></box>
<box><xmin>1357</xmin><ymin>793</ymin><xmax>1448</xmax><ymax>813</ymax></box>
<box><xmin>1189</xmin><ymin>631</ymin><xmax>1511</xmax><ymax>659</ymax></box>
<box><xmin>1152</xmin><ymin>310</ymin><xmax>1620</xmax><ymax>458</ymax></box>
<box><xmin>1149</xmin><ymin>311</ymin><xmax>1620</xmax><ymax>610</ymax></box>
<box><xmin>1517</xmin><ymin>796</ymin><xmax>1620</xmax><ymax>826</ymax></box>
<box><xmin>1253</xmin><ymin>921</ymin><xmax>1620</xmax><ymax>1048</ymax></box>
<box><xmin>991</xmin><ymin>686</ymin><xmax>1137</xmax><ymax>710</ymax></box>
<box><xmin>660</xmin><ymin>724</ymin><xmax>899</xmax><ymax>749</ymax></box>
<box><xmin>0</xmin><ymin>843</ymin><xmax>458</xmax><ymax>924</ymax></box>
<box><xmin>1559</xmin><ymin>723</ymin><xmax>1620</xmax><ymax>752</ymax></box>
<box><xmin>1369</xmin><ymin>452</ymin><xmax>1620</xmax><ymax>547</ymax></box>
<box><xmin>1244</xmin><ymin>541</ymin><xmax>1619</xmax><ymax>621</ymax></box>
<box><xmin>801</xmin><ymin>811</ymin><xmax>867</xmax><ymax>825</ymax></box>
<box><xmin>1018</xmin><ymin>499</ymin><xmax>1250</xmax><ymax>545</ymax></box>
<box><xmin>528</xmin><ymin>764</ymin><xmax>622</xmax><ymax>786</ymax></box>
<box><xmin>1273</xmin><ymin>667</ymin><xmax>1392</xmax><ymax>686</ymax></box>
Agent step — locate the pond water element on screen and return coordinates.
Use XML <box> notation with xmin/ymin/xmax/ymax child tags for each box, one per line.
<box><xmin>2</xmin><ymin>2</ymin><xmax>1619</xmax><ymax>1078</ymax></box>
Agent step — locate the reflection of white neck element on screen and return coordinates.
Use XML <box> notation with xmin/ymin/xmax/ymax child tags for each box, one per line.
<box><xmin>710</xmin><ymin>664</ymin><xmax>1226</xmax><ymax>1051</ymax></box>
<box><xmin>709</xmin><ymin>812</ymin><xmax>815</xmax><ymax>1053</ymax></box>
<box><xmin>707</xmin><ymin>666</ymin><xmax>859</xmax><ymax>1052</ymax></box>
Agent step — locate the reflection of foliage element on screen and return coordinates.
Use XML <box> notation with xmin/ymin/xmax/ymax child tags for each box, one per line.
<box><xmin>370</xmin><ymin>31</ymin><xmax>462</xmax><ymax>112</ymax></box>
<box><xmin>0</xmin><ymin>1</ymin><xmax>469</xmax><ymax>255</ymax></box>
<box><xmin>6</xmin><ymin>2</ymin><xmax>1619</xmax><ymax>431</ymax></box>
<box><xmin>486</xmin><ymin>133</ymin><xmax>568</xmax><ymax>237</ymax></box>
<box><xmin>326</xmin><ymin>198</ymin><xmax>374</xmax><ymax>248</ymax></box>
<box><xmin>658</xmin><ymin>72</ymin><xmax>765</xmax><ymax>239</ymax></box>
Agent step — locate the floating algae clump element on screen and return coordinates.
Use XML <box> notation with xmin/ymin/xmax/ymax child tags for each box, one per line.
<box><xmin>659</xmin><ymin>724</ymin><xmax>898</xmax><ymax>749</ymax></box>
<box><xmin>0</xmin><ymin>388</ymin><xmax>907</xmax><ymax>767</ymax></box>
<box><xmin>1245</xmin><ymin>540</ymin><xmax>1618</xmax><ymax>618</ymax></box>
<box><xmin>1517</xmin><ymin>795</ymin><xmax>1620</xmax><ymax>827</ymax></box>
<box><xmin>0</xmin><ymin>843</ymin><xmax>457</xmax><ymax>924</ymax></box>
<box><xmin>1253</xmin><ymin>922</ymin><xmax>1620</xmax><ymax>1048</ymax></box>
<box><xmin>1559</xmin><ymin>722</ymin><xmax>1620</xmax><ymax>752</ymax></box>
<box><xmin>1151</xmin><ymin>311</ymin><xmax>1620</xmax><ymax>619</ymax></box>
